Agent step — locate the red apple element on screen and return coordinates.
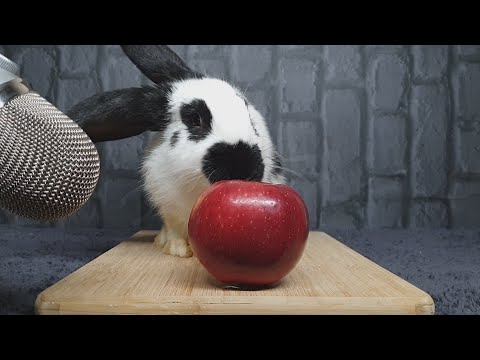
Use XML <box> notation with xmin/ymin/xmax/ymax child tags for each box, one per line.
<box><xmin>188</xmin><ymin>180</ymin><xmax>309</xmax><ymax>287</ymax></box>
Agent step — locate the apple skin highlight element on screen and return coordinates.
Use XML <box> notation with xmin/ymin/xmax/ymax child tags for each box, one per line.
<box><xmin>188</xmin><ymin>180</ymin><xmax>310</xmax><ymax>287</ymax></box>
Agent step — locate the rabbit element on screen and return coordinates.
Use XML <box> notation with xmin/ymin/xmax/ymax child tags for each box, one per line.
<box><xmin>68</xmin><ymin>45</ymin><xmax>286</xmax><ymax>258</ymax></box>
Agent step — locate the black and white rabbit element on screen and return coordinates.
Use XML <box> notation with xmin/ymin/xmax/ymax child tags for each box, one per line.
<box><xmin>68</xmin><ymin>45</ymin><xmax>285</xmax><ymax>257</ymax></box>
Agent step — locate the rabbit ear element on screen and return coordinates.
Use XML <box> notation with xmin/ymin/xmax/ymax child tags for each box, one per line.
<box><xmin>120</xmin><ymin>45</ymin><xmax>202</xmax><ymax>84</ymax></box>
<box><xmin>67</xmin><ymin>86</ymin><xmax>170</xmax><ymax>143</ymax></box>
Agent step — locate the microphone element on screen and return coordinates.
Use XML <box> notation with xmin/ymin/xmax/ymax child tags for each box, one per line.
<box><xmin>0</xmin><ymin>53</ymin><xmax>100</xmax><ymax>222</ymax></box>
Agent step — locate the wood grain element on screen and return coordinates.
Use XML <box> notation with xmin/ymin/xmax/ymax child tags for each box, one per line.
<box><xmin>35</xmin><ymin>231</ymin><xmax>435</xmax><ymax>315</ymax></box>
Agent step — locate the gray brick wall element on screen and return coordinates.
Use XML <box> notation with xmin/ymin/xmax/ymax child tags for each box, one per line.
<box><xmin>0</xmin><ymin>45</ymin><xmax>479</xmax><ymax>230</ymax></box>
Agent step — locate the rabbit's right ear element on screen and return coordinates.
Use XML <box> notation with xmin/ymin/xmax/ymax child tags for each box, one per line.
<box><xmin>121</xmin><ymin>45</ymin><xmax>202</xmax><ymax>84</ymax></box>
<box><xmin>67</xmin><ymin>86</ymin><xmax>170</xmax><ymax>143</ymax></box>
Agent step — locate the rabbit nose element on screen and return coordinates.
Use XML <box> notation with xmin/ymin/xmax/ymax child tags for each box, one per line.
<box><xmin>202</xmin><ymin>141</ymin><xmax>265</xmax><ymax>184</ymax></box>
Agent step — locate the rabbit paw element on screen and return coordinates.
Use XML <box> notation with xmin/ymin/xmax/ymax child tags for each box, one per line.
<box><xmin>154</xmin><ymin>226</ymin><xmax>193</xmax><ymax>258</ymax></box>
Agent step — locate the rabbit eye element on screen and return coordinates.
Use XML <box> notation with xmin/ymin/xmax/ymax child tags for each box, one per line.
<box><xmin>180</xmin><ymin>99</ymin><xmax>212</xmax><ymax>141</ymax></box>
<box><xmin>184</xmin><ymin>111</ymin><xmax>203</xmax><ymax>128</ymax></box>
<box><xmin>191</xmin><ymin>113</ymin><xmax>202</xmax><ymax>127</ymax></box>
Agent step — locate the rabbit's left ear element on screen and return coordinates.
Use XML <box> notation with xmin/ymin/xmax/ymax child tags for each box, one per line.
<box><xmin>121</xmin><ymin>45</ymin><xmax>202</xmax><ymax>85</ymax></box>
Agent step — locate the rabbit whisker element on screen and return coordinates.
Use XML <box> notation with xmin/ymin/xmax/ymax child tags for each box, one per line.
<box><xmin>188</xmin><ymin>173</ymin><xmax>206</xmax><ymax>193</ymax></box>
<box><xmin>273</xmin><ymin>165</ymin><xmax>306</xmax><ymax>180</ymax></box>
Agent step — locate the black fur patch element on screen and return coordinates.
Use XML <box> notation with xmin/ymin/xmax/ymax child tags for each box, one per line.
<box><xmin>170</xmin><ymin>131</ymin><xmax>180</xmax><ymax>147</ymax></box>
<box><xmin>68</xmin><ymin>84</ymin><xmax>172</xmax><ymax>143</ymax></box>
<box><xmin>202</xmin><ymin>141</ymin><xmax>264</xmax><ymax>183</ymax></box>
<box><xmin>121</xmin><ymin>45</ymin><xmax>203</xmax><ymax>85</ymax></box>
<box><xmin>272</xmin><ymin>153</ymin><xmax>283</xmax><ymax>175</ymax></box>
<box><xmin>180</xmin><ymin>99</ymin><xmax>212</xmax><ymax>141</ymax></box>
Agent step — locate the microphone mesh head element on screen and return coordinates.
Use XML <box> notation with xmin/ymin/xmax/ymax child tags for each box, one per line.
<box><xmin>0</xmin><ymin>92</ymin><xmax>100</xmax><ymax>221</ymax></box>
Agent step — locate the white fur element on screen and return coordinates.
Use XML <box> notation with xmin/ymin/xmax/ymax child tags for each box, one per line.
<box><xmin>142</xmin><ymin>77</ymin><xmax>285</xmax><ymax>257</ymax></box>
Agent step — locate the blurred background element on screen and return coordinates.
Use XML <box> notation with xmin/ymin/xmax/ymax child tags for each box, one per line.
<box><xmin>0</xmin><ymin>45</ymin><xmax>478</xmax><ymax>231</ymax></box>
<box><xmin>0</xmin><ymin>45</ymin><xmax>479</xmax><ymax>315</ymax></box>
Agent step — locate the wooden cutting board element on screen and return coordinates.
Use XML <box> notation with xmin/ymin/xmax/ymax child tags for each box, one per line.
<box><xmin>35</xmin><ymin>231</ymin><xmax>435</xmax><ymax>315</ymax></box>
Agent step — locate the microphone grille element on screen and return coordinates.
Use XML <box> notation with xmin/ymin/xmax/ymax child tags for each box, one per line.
<box><xmin>0</xmin><ymin>92</ymin><xmax>100</xmax><ymax>221</ymax></box>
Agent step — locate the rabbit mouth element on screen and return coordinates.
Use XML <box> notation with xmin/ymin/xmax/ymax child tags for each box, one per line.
<box><xmin>202</xmin><ymin>141</ymin><xmax>265</xmax><ymax>184</ymax></box>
